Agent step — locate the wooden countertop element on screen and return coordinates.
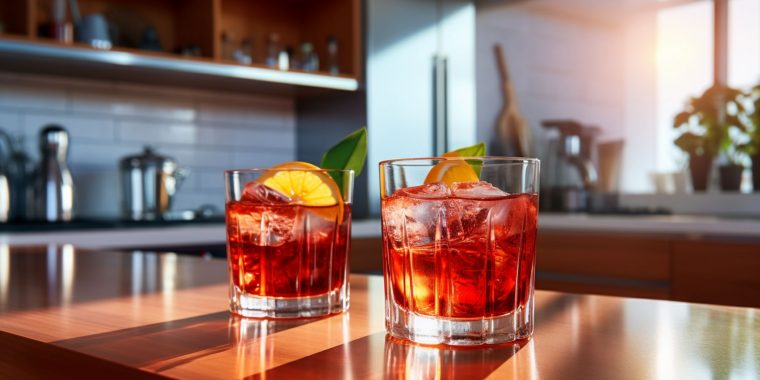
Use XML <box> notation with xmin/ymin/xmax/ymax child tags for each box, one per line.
<box><xmin>0</xmin><ymin>246</ymin><xmax>757</xmax><ymax>379</ymax></box>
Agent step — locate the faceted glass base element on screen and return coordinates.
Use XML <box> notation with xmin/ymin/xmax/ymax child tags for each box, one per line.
<box><xmin>230</xmin><ymin>284</ymin><xmax>349</xmax><ymax>318</ymax></box>
<box><xmin>385</xmin><ymin>298</ymin><xmax>534</xmax><ymax>346</ymax></box>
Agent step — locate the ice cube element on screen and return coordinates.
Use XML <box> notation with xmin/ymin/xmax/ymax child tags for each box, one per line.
<box><xmin>399</xmin><ymin>182</ymin><xmax>451</xmax><ymax>199</ymax></box>
<box><xmin>451</xmin><ymin>181</ymin><xmax>508</xmax><ymax>199</ymax></box>
<box><xmin>382</xmin><ymin>193</ymin><xmax>447</xmax><ymax>248</ymax></box>
<box><xmin>228</xmin><ymin>192</ymin><xmax>298</xmax><ymax>247</ymax></box>
<box><xmin>259</xmin><ymin>210</ymin><xmax>298</xmax><ymax>246</ymax></box>
<box><xmin>241</xmin><ymin>181</ymin><xmax>292</xmax><ymax>204</ymax></box>
<box><xmin>494</xmin><ymin>194</ymin><xmax>533</xmax><ymax>247</ymax></box>
<box><xmin>446</xmin><ymin>182</ymin><xmax>509</xmax><ymax>243</ymax></box>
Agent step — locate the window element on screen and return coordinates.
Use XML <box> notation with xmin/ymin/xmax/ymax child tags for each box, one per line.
<box><xmin>728</xmin><ymin>0</ymin><xmax>760</xmax><ymax>88</ymax></box>
<box><xmin>655</xmin><ymin>1</ymin><xmax>713</xmax><ymax>172</ymax></box>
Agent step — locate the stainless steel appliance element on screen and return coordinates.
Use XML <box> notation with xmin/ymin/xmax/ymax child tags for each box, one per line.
<box><xmin>541</xmin><ymin>120</ymin><xmax>599</xmax><ymax>212</ymax></box>
<box><xmin>120</xmin><ymin>146</ymin><xmax>186</xmax><ymax>221</ymax></box>
<box><xmin>35</xmin><ymin>125</ymin><xmax>75</xmax><ymax>222</ymax></box>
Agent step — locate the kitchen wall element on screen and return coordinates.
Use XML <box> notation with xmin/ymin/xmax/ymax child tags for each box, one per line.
<box><xmin>475</xmin><ymin>2</ymin><xmax>626</xmax><ymax>181</ymax></box>
<box><xmin>0</xmin><ymin>71</ymin><xmax>296</xmax><ymax>218</ymax></box>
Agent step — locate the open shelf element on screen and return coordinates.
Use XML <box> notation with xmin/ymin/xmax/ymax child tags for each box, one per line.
<box><xmin>0</xmin><ymin>36</ymin><xmax>359</xmax><ymax>92</ymax></box>
<box><xmin>0</xmin><ymin>0</ymin><xmax>361</xmax><ymax>92</ymax></box>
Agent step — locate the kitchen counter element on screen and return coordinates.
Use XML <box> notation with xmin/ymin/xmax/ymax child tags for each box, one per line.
<box><xmin>355</xmin><ymin>214</ymin><xmax>760</xmax><ymax>239</ymax></box>
<box><xmin>0</xmin><ymin>214</ymin><xmax>758</xmax><ymax>250</ymax></box>
<box><xmin>0</xmin><ymin>246</ymin><xmax>757</xmax><ymax>378</ymax></box>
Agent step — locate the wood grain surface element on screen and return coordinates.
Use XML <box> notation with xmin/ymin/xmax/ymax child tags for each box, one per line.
<box><xmin>0</xmin><ymin>245</ymin><xmax>758</xmax><ymax>379</ymax></box>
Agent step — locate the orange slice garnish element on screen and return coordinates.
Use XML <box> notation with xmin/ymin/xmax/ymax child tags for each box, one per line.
<box><xmin>423</xmin><ymin>159</ymin><xmax>479</xmax><ymax>185</ymax></box>
<box><xmin>257</xmin><ymin>161</ymin><xmax>344</xmax><ymax>223</ymax></box>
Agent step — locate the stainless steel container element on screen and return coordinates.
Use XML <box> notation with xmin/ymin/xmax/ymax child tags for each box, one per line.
<box><xmin>120</xmin><ymin>147</ymin><xmax>186</xmax><ymax>221</ymax></box>
<box><xmin>36</xmin><ymin>125</ymin><xmax>75</xmax><ymax>222</ymax></box>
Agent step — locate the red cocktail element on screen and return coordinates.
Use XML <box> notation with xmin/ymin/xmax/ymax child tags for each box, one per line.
<box><xmin>226</xmin><ymin>201</ymin><xmax>350</xmax><ymax>298</ymax></box>
<box><xmin>225</xmin><ymin>164</ymin><xmax>353</xmax><ymax>318</ymax></box>
<box><xmin>380</xmin><ymin>157</ymin><xmax>540</xmax><ymax>345</ymax></box>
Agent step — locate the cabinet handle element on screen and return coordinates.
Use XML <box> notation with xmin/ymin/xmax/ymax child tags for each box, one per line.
<box><xmin>432</xmin><ymin>55</ymin><xmax>448</xmax><ymax>156</ymax></box>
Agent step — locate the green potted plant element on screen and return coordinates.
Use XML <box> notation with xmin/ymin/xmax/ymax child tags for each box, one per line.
<box><xmin>738</xmin><ymin>84</ymin><xmax>760</xmax><ymax>192</ymax></box>
<box><xmin>673</xmin><ymin>84</ymin><xmax>747</xmax><ymax>191</ymax></box>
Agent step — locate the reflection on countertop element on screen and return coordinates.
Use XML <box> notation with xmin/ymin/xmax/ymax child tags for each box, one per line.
<box><xmin>0</xmin><ymin>217</ymin><xmax>225</xmax><ymax>233</ymax></box>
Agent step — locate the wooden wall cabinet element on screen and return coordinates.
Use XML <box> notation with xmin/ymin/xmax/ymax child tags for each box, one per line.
<box><xmin>0</xmin><ymin>0</ymin><xmax>361</xmax><ymax>91</ymax></box>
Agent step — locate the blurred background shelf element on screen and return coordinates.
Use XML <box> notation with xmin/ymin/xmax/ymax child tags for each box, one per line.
<box><xmin>0</xmin><ymin>37</ymin><xmax>359</xmax><ymax>93</ymax></box>
<box><xmin>0</xmin><ymin>0</ymin><xmax>361</xmax><ymax>93</ymax></box>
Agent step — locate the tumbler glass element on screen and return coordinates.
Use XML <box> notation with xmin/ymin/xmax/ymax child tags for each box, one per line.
<box><xmin>380</xmin><ymin>157</ymin><xmax>539</xmax><ymax>345</ymax></box>
<box><xmin>225</xmin><ymin>168</ymin><xmax>354</xmax><ymax>318</ymax></box>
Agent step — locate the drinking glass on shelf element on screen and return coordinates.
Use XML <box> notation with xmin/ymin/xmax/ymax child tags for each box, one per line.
<box><xmin>225</xmin><ymin>168</ymin><xmax>354</xmax><ymax>318</ymax></box>
<box><xmin>379</xmin><ymin>157</ymin><xmax>540</xmax><ymax>345</ymax></box>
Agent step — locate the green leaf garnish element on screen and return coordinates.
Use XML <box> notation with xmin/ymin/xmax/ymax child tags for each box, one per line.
<box><xmin>447</xmin><ymin>142</ymin><xmax>486</xmax><ymax>176</ymax></box>
<box><xmin>320</xmin><ymin>127</ymin><xmax>367</xmax><ymax>191</ymax></box>
<box><xmin>449</xmin><ymin>142</ymin><xmax>486</xmax><ymax>157</ymax></box>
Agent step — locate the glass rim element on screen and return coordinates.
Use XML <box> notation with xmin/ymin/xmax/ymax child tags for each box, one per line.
<box><xmin>379</xmin><ymin>156</ymin><xmax>540</xmax><ymax>166</ymax></box>
<box><xmin>225</xmin><ymin>168</ymin><xmax>355</xmax><ymax>175</ymax></box>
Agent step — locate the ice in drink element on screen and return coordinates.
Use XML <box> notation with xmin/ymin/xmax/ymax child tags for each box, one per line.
<box><xmin>226</xmin><ymin>182</ymin><xmax>351</xmax><ymax>298</ymax></box>
<box><xmin>381</xmin><ymin>181</ymin><xmax>538</xmax><ymax>319</ymax></box>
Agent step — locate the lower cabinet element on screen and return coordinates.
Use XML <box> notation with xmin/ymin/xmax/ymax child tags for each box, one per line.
<box><xmin>672</xmin><ymin>240</ymin><xmax>760</xmax><ymax>308</ymax></box>
<box><xmin>537</xmin><ymin>231</ymin><xmax>760</xmax><ymax>308</ymax></box>
<box><xmin>353</xmin><ymin>232</ymin><xmax>760</xmax><ymax>308</ymax></box>
<box><xmin>536</xmin><ymin>232</ymin><xmax>672</xmax><ymax>300</ymax></box>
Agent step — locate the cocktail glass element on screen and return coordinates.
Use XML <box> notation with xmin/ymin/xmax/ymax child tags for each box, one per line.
<box><xmin>225</xmin><ymin>168</ymin><xmax>353</xmax><ymax>318</ymax></box>
<box><xmin>380</xmin><ymin>157</ymin><xmax>539</xmax><ymax>345</ymax></box>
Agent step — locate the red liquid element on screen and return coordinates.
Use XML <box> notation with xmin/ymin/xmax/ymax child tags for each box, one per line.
<box><xmin>381</xmin><ymin>190</ymin><xmax>537</xmax><ymax>318</ymax></box>
<box><xmin>226</xmin><ymin>201</ymin><xmax>351</xmax><ymax>298</ymax></box>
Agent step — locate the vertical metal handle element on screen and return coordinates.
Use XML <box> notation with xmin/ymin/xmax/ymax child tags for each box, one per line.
<box><xmin>432</xmin><ymin>55</ymin><xmax>448</xmax><ymax>156</ymax></box>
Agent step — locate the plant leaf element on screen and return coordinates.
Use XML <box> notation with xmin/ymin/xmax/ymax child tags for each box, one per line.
<box><xmin>445</xmin><ymin>142</ymin><xmax>486</xmax><ymax>177</ymax></box>
<box><xmin>450</xmin><ymin>142</ymin><xmax>486</xmax><ymax>157</ymax></box>
<box><xmin>320</xmin><ymin>127</ymin><xmax>367</xmax><ymax>191</ymax></box>
<box><xmin>673</xmin><ymin>111</ymin><xmax>691</xmax><ymax>129</ymax></box>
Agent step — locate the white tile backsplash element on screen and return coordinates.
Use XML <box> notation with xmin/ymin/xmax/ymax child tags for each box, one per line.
<box><xmin>69</xmin><ymin>88</ymin><xmax>197</xmax><ymax>121</ymax></box>
<box><xmin>23</xmin><ymin>113</ymin><xmax>117</xmax><ymax>141</ymax></box>
<box><xmin>197</xmin><ymin>96</ymin><xmax>294</xmax><ymax>129</ymax></box>
<box><xmin>476</xmin><ymin>4</ymin><xmax>626</xmax><ymax>151</ymax></box>
<box><xmin>118</xmin><ymin>121</ymin><xmax>199</xmax><ymax>145</ymax></box>
<box><xmin>0</xmin><ymin>71</ymin><xmax>296</xmax><ymax>217</ymax></box>
<box><xmin>0</xmin><ymin>81</ymin><xmax>68</xmax><ymax>112</ymax></box>
<box><xmin>0</xmin><ymin>110</ymin><xmax>22</xmax><ymax>134</ymax></box>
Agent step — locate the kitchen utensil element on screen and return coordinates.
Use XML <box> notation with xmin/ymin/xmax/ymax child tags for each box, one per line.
<box><xmin>494</xmin><ymin>43</ymin><xmax>531</xmax><ymax>157</ymax></box>
<box><xmin>4</xmin><ymin>134</ymin><xmax>34</xmax><ymax>221</ymax></box>
<box><xmin>119</xmin><ymin>146</ymin><xmax>187</xmax><ymax>221</ymax></box>
<box><xmin>76</xmin><ymin>14</ymin><xmax>111</xmax><ymax>49</ymax></box>
<box><xmin>597</xmin><ymin>140</ymin><xmax>624</xmax><ymax>193</ymax></box>
<box><xmin>35</xmin><ymin>125</ymin><xmax>75</xmax><ymax>222</ymax></box>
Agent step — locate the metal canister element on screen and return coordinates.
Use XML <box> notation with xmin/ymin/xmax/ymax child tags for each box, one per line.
<box><xmin>36</xmin><ymin>125</ymin><xmax>75</xmax><ymax>222</ymax></box>
<box><xmin>119</xmin><ymin>146</ymin><xmax>186</xmax><ymax>221</ymax></box>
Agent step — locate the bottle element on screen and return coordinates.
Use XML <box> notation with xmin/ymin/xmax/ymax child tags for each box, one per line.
<box><xmin>221</xmin><ymin>31</ymin><xmax>234</xmax><ymax>61</ymax></box>
<box><xmin>35</xmin><ymin>125</ymin><xmax>75</xmax><ymax>222</ymax></box>
<box><xmin>300</xmin><ymin>42</ymin><xmax>319</xmax><ymax>72</ymax></box>
<box><xmin>278</xmin><ymin>47</ymin><xmax>291</xmax><ymax>71</ymax></box>
<box><xmin>266</xmin><ymin>34</ymin><xmax>280</xmax><ymax>67</ymax></box>
<box><xmin>233</xmin><ymin>38</ymin><xmax>253</xmax><ymax>65</ymax></box>
<box><xmin>327</xmin><ymin>36</ymin><xmax>339</xmax><ymax>75</ymax></box>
